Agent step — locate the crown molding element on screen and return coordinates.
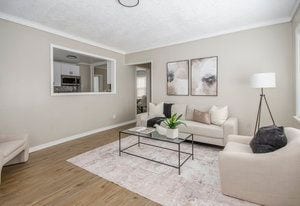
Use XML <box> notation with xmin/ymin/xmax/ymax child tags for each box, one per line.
<box><xmin>126</xmin><ymin>17</ymin><xmax>292</xmax><ymax>54</ymax></box>
<box><xmin>290</xmin><ymin>0</ymin><xmax>300</xmax><ymax>20</ymax></box>
<box><xmin>0</xmin><ymin>4</ymin><xmax>298</xmax><ymax>55</ymax></box>
<box><xmin>0</xmin><ymin>12</ymin><xmax>126</xmax><ymax>55</ymax></box>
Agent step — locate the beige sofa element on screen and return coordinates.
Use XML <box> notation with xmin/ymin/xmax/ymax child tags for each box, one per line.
<box><xmin>137</xmin><ymin>104</ymin><xmax>238</xmax><ymax>146</ymax></box>
<box><xmin>0</xmin><ymin>134</ymin><xmax>29</xmax><ymax>183</ymax></box>
<box><xmin>219</xmin><ymin>127</ymin><xmax>300</xmax><ymax>206</ymax></box>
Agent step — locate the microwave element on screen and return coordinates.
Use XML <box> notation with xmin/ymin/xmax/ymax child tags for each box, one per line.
<box><xmin>61</xmin><ymin>75</ymin><xmax>81</xmax><ymax>86</ymax></box>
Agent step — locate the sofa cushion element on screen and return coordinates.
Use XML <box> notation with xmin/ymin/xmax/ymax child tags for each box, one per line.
<box><xmin>178</xmin><ymin>120</ymin><xmax>223</xmax><ymax>138</ymax></box>
<box><xmin>149</xmin><ymin>102</ymin><xmax>165</xmax><ymax>117</ymax></box>
<box><xmin>224</xmin><ymin>142</ymin><xmax>252</xmax><ymax>153</ymax></box>
<box><xmin>210</xmin><ymin>105</ymin><xmax>229</xmax><ymax>126</ymax></box>
<box><xmin>193</xmin><ymin>109</ymin><xmax>211</xmax><ymax>124</ymax></box>
<box><xmin>186</xmin><ymin>105</ymin><xmax>210</xmax><ymax>120</ymax></box>
<box><xmin>171</xmin><ymin>104</ymin><xmax>187</xmax><ymax>120</ymax></box>
<box><xmin>250</xmin><ymin>125</ymin><xmax>287</xmax><ymax>153</ymax></box>
<box><xmin>163</xmin><ymin>103</ymin><xmax>173</xmax><ymax>118</ymax></box>
<box><xmin>0</xmin><ymin>140</ymin><xmax>25</xmax><ymax>157</ymax></box>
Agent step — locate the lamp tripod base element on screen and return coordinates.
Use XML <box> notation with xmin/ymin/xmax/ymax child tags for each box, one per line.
<box><xmin>254</xmin><ymin>88</ymin><xmax>276</xmax><ymax>135</ymax></box>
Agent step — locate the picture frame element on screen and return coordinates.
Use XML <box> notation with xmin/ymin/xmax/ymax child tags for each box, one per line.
<box><xmin>166</xmin><ymin>60</ymin><xmax>189</xmax><ymax>96</ymax></box>
<box><xmin>191</xmin><ymin>56</ymin><xmax>218</xmax><ymax>96</ymax></box>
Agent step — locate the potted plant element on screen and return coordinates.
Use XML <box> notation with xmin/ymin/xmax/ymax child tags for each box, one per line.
<box><xmin>163</xmin><ymin>113</ymin><xmax>186</xmax><ymax>139</ymax></box>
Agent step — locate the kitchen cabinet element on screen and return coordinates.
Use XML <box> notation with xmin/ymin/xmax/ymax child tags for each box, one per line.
<box><xmin>61</xmin><ymin>63</ymin><xmax>80</xmax><ymax>76</ymax></box>
<box><xmin>53</xmin><ymin>62</ymin><xmax>80</xmax><ymax>86</ymax></box>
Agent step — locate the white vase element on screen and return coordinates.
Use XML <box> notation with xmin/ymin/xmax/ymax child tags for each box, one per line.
<box><xmin>156</xmin><ymin>125</ymin><xmax>167</xmax><ymax>135</ymax></box>
<box><xmin>166</xmin><ymin>128</ymin><xmax>179</xmax><ymax>139</ymax></box>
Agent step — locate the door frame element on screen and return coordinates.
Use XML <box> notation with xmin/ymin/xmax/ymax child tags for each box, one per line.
<box><xmin>126</xmin><ymin>60</ymin><xmax>153</xmax><ymax>116</ymax></box>
<box><xmin>295</xmin><ymin>25</ymin><xmax>300</xmax><ymax>121</ymax></box>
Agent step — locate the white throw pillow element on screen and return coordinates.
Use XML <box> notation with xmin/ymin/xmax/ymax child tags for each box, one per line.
<box><xmin>171</xmin><ymin>104</ymin><xmax>187</xmax><ymax>120</ymax></box>
<box><xmin>149</xmin><ymin>102</ymin><xmax>165</xmax><ymax>117</ymax></box>
<box><xmin>209</xmin><ymin>105</ymin><xmax>228</xmax><ymax>126</ymax></box>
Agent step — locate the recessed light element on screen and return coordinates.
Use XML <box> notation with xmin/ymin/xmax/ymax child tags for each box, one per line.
<box><xmin>66</xmin><ymin>55</ymin><xmax>77</xmax><ymax>59</ymax></box>
<box><xmin>118</xmin><ymin>0</ymin><xmax>139</xmax><ymax>8</ymax></box>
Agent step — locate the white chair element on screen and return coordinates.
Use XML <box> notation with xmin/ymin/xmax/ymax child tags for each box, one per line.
<box><xmin>219</xmin><ymin>127</ymin><xmax>300</xmax><ymax>206</ymax></box>
<box><xmin>0</xmin><ymin>134</ymin><xmax>29</xmax><ymax>183</ymax></box>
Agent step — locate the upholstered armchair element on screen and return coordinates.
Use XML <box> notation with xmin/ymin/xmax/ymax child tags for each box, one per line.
<box><xmin>218</xmin><ymin>127</ymin><xmax>300</xmax><ymax>206</ymax></box>
<box><xmin>0</xmin><ymin>134</ymin><xmax>29</xmax><ymax>183</ymax></box>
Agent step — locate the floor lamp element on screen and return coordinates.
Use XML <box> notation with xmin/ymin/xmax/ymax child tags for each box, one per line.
<box><xmin>250</xmin><ymin>73</ymin><xmax>276</xmax><ymax>135</ymax></box>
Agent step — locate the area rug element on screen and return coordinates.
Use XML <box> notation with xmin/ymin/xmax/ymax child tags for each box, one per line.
<box><xmin>67</xmin><ymin>136</ymin><xmax>257</xmax><ymax>206</ymax></box>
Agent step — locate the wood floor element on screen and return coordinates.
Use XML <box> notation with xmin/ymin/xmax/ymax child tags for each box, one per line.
<box><xmin>0</xmin><ymin>124</ymin><xmax>159</xmax><ymax>206</ymax></box>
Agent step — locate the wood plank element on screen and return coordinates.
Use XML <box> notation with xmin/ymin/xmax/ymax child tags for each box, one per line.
<box><xmin>0</xmin><ymin>124</ymin><xmax>159</xmax><ymax>206</ymax></box>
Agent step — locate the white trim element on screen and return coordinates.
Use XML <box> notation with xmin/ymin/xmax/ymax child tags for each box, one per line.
<box><xmin>126</xmin><ymin>17</ymin><xmax>291</xmax><ymax>54</ymax></box>
<box><xmin>29</xmin><ymin>119</ymin><xmax>136</xmax><ymax>153</ymax></box>
<box><xmin>291</xmin><ymin>0</ymin><xmax>300</xmax><ymax>20</ymax></box>
<box><xmin>51</xmin><ymin>44</ymin><xmax>117</xmax><ymax>62</ymax></box>
<box><xmin>294</xmin><ymin>116</ymin><xmax>300</xmax><ymax>123</ymax></box>
<box><xmin>50</xmin><ymin>45</ymin><xmax>54</xmax><ymax>94</ymax></box>
<box><xmin>0</xmin><ymin>12</ymin><xmax>126</xmax><ymax>54</ymax></box>
<box><xmin>51</xmin><ymin>92</ymin><xmax>117</xmax><ymax>96</ymax></box>
<box><xmin>126</xmin><ymin>60</ymin><xmax>153</xmax><ymax>66</ymax></box>
<box><xmin>295</xmin><ymin>25</ymin><xmax>300</xmax><ymax>117</ymax></box>
<box><xmin>50</xmin><ymin>44</ymin><xmax>117</xmax><ymax>96</ymax></box>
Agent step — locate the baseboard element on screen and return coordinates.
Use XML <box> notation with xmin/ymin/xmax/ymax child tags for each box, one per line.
<box><xmin>29</xmin><ymin>119</ymin><xmax>136</xmax><ymax>153</ymax></box>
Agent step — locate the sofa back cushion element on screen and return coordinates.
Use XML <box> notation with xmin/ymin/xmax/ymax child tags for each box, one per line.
<box><xmin>186</xmin><ymin>105</ymin><xmax>211</xmax><ymax>120</ymax></box>
<box><xmin>210</xmin><ymin>105</ymin><xmax>229</xmax><ymax>126</ymax></box>
<box><xmin>171</xmin><ymin>104</ymin><xmax>187</xmax><ymax>120</ymax></box>
<box><xmin>163</xmin><ymin>103</ymin><xmax>173</xmax><ymax>118</ymax></box>
<box><xmin>193</xmin><ymin>109</ymin><xmax>211</xmax><ymax>125</ymax></box>
<box><xmin>149</xmin><ymin>102</ymin><xmax>165</xmax><ymax>118</ymax></box>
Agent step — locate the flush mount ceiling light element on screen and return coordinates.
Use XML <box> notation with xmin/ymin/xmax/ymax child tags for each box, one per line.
<box><xmin>118</xmin><ymin>0</ymin><xmax>139</xmax><ymax>8</ymax></box>
<box><xmin>66</xmin><ymin>55</ymin><xmax>77</xmax><ymax>59</ymax></box>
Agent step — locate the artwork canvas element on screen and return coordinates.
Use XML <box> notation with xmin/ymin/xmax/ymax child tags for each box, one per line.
<box><xmin>191</xmin><ymin>56</ymin><xmax>218</xmax><ymax>96</ymax></box>
<box><xmin>167</xmin><ymin>60</ymin><xmax>189</xmax><ymax>96</ymax></box>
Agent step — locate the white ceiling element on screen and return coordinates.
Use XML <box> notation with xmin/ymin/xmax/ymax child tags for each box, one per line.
<box><xmin>0</xmin><ymin>0</ymin><xmax>298</xmax><ymax>54</ymax></box>
<box><xmin>53</xmin><ymin>48</ymin><xmax>107</xmax><ymax>65</ymax></box>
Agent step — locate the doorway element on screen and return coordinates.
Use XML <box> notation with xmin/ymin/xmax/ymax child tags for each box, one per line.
<box><xmin>131</xmin><ymin>63</ymin><xmax>152</xmax><ymax>114</ymax></box>
<box><xmin>93</xmin><ymin>75</ymin><xmax>104</xmax><ymax>92</ymax></box>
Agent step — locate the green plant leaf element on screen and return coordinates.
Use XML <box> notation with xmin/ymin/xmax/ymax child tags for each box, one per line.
<box><xmin>176</xmin><ymin>114</ymin><xmax>182</xmax><ymax>121</ymax></box>
<box><xmin>164</xmin><ymin>113</ymin><xmax>186</xmax><ymax>129</ymax></box>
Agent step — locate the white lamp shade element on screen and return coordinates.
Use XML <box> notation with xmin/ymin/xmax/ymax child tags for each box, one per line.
<box><xmin>250</xmin><ymin>73</ymin><xmax>276</xmax><ymax>88</ymax></box>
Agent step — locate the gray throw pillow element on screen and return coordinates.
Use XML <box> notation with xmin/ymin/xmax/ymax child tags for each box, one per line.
<box><xmin>250</xmin><ymin>125</ymin><xmax>287</xmax><ymax>153</ymax></box>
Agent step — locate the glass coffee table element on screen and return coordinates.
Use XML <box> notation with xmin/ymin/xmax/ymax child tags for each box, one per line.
<box><xmin>119</xmin><ymin>129</ymin><xmax>194</xmax><ymax>175</ymax></box>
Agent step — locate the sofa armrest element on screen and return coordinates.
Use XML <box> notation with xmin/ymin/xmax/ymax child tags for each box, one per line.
<box><xmin>223</xmin><ymin>117</ymin><xmax>238</xmax><ymax>144</ymax></box>
<box><xmin>136</xmin><ymin>113</ymin><xmax>149</xmax><ymax>127</ymax></box>
<box><xmin>0</xmin><ymin>134</ymin><xmax>28</xmax><ymax>143</ymax></box>
<box><xmin>227</xmin><ymin>134</ymin><xmax>253</xmax><ymax>145</ymax></box>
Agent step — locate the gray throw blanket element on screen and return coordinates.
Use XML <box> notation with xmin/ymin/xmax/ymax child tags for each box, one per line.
<box><xmin>147</xmin><ymin>117</ymin><xmax>166</xmax><ymax>128</ymax></box>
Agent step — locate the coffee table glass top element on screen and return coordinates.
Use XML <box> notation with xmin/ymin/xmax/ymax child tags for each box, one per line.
<box><xmin>121</xmin><ymin>129</ymin><xmax>192</xmax><ymax>144</ymax></box>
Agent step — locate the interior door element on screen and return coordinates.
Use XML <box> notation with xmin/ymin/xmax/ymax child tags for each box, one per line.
<box><xmin>93</xmin><ymin>76</ymin><xmax>99</xmax><ymax>92</ymax></box>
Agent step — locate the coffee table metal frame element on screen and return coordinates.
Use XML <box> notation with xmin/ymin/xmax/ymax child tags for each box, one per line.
<box><xmin>119</xmin><ymin>130</ymin><xmax>194</xmax><ymax>175</ymax></box>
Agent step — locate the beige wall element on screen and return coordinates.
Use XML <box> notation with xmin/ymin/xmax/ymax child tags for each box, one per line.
<box><xmin>0</xmin><ymin>19</ymin><xmax>135</xmax><ymax>147</ymax></box>
<box><xmin>126</xmin><ymin>23</ymin><xmax>297</xmax><ymax>135</ymax></box>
